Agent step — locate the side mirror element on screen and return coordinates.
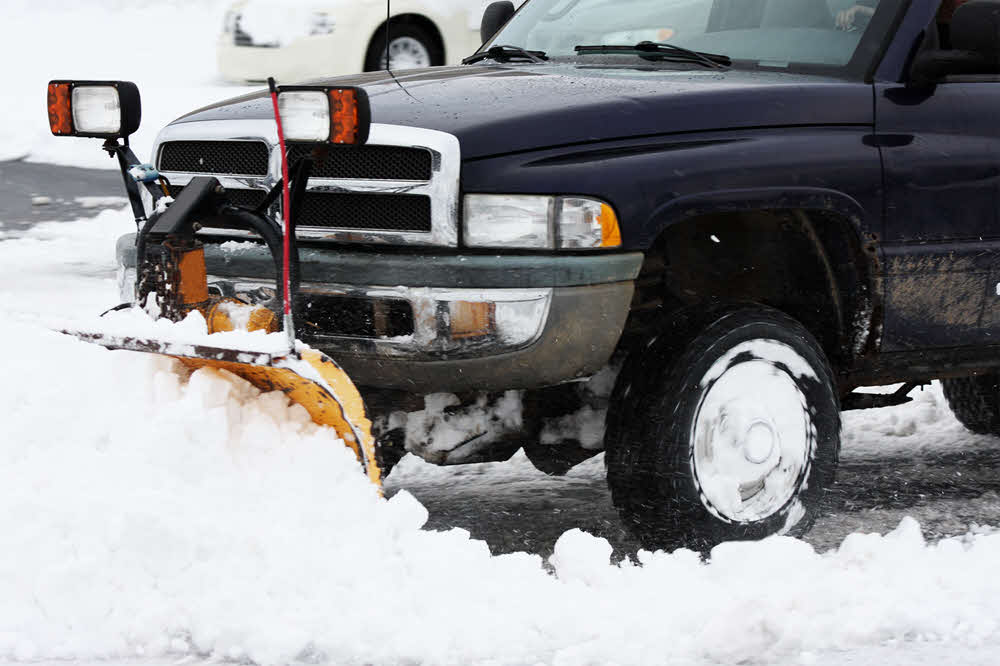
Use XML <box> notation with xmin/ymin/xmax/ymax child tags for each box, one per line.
<box><xmin>910</xmin><ymin>1</ymin><xmax>1000</xmax><ymax>84</ymax></box>
<box><xmin>47</xmin><ymin>80</ymin><xmax>141</xmax><ymax>139</ymax></box>
<box><xmin>481</xmin><ymin>1</ymin><xmax>516</xmax><ymax>43</ymax></box>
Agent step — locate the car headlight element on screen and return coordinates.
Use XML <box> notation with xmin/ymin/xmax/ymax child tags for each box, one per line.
<box><xmin>463</xmin><ymin>194</ymin><xmax>622</xmax><ymax>249</ymax></box>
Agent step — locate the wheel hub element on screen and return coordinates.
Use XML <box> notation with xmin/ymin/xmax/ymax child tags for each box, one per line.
<box><xmin>742</xmin><ymin>419</ymin><xmax>777</xmax><ymax>464</ymax></box>
<box><xmin>382</xmin><ymin>36</ymin><xmax>432</xmax><ymax>70</ymax></box>
<box><xmin>691</xmin><ymin>344</ymin><xmax>812</xmax><ymax>523</ymax></box>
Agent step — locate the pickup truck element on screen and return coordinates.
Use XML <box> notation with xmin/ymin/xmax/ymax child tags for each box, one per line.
<box><xmin>112</xmin><ymin>0</ymin><xmax>1000</xmax><ymax>549</ymax></box>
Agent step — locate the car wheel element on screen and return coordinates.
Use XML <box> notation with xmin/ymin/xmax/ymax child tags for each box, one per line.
<box><xmin>941</xmin><ymin>375</ymin><xmax>1000</xmax><ymax>435</ymax></box>
<box><xmin>605</xmin><ymin>303</ymin><xmax>840</xmax><ymax>551</ymax></box>
<box><xmin>365</xmin><ymin>23</ymin><xmax>443</xmax><ymax>71</ymax></box>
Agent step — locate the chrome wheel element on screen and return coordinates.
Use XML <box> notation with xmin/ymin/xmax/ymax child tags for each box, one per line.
<box><xmin>605</xmin><ymin>304</ymin><xmax>839</xmax><ymax>550</ymax></box>
<box><xmin>691</xmin><ymin>339</ymin><xmax>814</xmax><ymax>523</ymax></box>
<box><xmin>381</xmin><ymin>36</ymin><xmax>432</xmax><ymax>70</ymax></box>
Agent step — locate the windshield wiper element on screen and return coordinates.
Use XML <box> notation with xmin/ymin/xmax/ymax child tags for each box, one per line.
<box><xmin>463</xmin><ymin>45</ymin><xmax>549</xmax><ymax>65</ymax></box>
<box><xmin>574</xmin><ymin>41</ymin><xmax>731</xmax><ymax>69</ymax></box>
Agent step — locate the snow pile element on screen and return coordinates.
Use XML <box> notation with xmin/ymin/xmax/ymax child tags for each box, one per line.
<box><xmin>5</xmin><ymin>335</ymin><xmax>1000</xmax><ymax>666</ymax></box>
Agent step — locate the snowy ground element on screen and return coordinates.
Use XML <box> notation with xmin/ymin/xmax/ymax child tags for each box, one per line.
<box><xmin>6</xmin><ymin>1</ymin><xmax>1000</xmax><ymax>664</ymax></box>
<box><xmin>7</xmin><ymin>196</ymin><xmax>1000</xmax><ymax>666</ymax></box>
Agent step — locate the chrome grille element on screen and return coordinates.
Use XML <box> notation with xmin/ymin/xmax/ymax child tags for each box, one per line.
<box><xmin>152</xmin><ymin>121</ymin><xmax>460</xmax><ymax>247</ymax></box>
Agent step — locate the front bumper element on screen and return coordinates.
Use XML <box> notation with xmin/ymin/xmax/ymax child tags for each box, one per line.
<box><xmin>118</xmin><ymin>235</ymin><xmax>642</xmax><ymax>392</ymax></box>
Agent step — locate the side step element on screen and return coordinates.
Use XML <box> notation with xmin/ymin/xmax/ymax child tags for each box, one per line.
<box><xmin>841</xmin><ymin>382</ymin><xmax>922</xmax><ymax>411</ymax></box>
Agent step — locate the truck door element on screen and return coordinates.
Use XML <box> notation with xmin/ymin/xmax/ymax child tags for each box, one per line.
<box><xmin>875</xmin><ymin>79</ymin><xmax>1000</xmax><ymax>351</ymax></box>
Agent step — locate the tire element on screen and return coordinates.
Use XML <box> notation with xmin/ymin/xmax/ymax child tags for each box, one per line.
<box><xmin>941</xmin><ymin>374</ymin><xmax>1000</xmax><ymax>435</ymax></box>
<box><xmin>605</xmin><ymin>303</ymin><xmax>841</xmax><ymax>551</ymax></box>
<box><xmin>523</xmin><ymin>442</ymin><xmax>599</xmax><ymax>476</ymax></box>
<box><xmin>364</xmin><ymin>23</ymin><xmax>443</xmax><ymax>72</ymax></box>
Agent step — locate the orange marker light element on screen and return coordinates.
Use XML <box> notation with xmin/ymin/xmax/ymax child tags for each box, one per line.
<box><xmin>47</xmin><ymin>82</ymin><xmax>73</xmax><ymax>136</ymax></box>
<box><xmin>329</xmin><ymin>89</ymin><xmax>359</xmax><ymax>144</ymax></box>
<box><xmin>450</xmin><ymin>301</ymin><xmax>496</xmax><ymax>339</ymax></box>
<box><xmin>599</xmin><ymin>203</ymin><xmax>622</xmax><ymax>247</ymax></box>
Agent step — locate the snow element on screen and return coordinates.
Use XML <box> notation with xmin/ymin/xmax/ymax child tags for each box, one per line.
<box><xmin>76</xmin><ymin>196</ymin><xmax>129</xmax><ymax>209</ymax></box>
<box><xmin>395</xmin><ymin>390</ymin><xmax>524</xmax><ymax>462</ymax></box>
<box><xmin>1</xmin><ymin>1</ymin><xmax>254</xmax><ymax>170</ymax></box>
<box><xmin>4</xmin><ymin>206</ymin><xmax>1000</xmax><ymax>664</ymax></box>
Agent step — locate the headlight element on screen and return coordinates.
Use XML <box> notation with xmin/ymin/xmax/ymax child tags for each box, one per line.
<box><xmin>463</xmin><ymin>194</ymin><xmax>621</xmax><ymax>250</ymax></box>
<box><xmin>72</xmin><ymin>86</ymin><xmax>121</xmax><ymax>134</ymax></box>
<box><xmin>275</xmin><ymin>86</ymin><xmax>370</xmax><ymax>145</ymax></box>
<box><xmin>47</xmin><ymin>80</ymin><xmax>141</xmax><ymax>140</ymax></box>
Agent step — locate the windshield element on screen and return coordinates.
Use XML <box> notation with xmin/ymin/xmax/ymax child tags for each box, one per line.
<box><xmin>485</xmin><ymin>0</ymin><xmax>898</xmax><ymax>71</ymax></box>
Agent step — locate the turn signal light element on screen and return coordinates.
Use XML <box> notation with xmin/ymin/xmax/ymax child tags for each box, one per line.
<box><xmin>598</xmin><ymin>203</ymin><xmax>622</xmax><ymax>248</ymax></box>
<box><xmin>47</xmin><ymin>82</ymin><xmax>73</xmax><ymax>135</ymax></box>
<box><xmin>449</xmin><ymin>301</ymin><xmax>496</xmax><ymax>339</ymax></box>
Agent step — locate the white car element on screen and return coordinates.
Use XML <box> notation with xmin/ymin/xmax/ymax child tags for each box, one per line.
<box><xmin>218</xmin><ymin>0</ymin><xmax>519</xmax><ymax>82</ymax></box>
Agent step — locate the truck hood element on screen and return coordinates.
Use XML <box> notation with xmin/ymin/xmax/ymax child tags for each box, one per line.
<box><xmin>174</xmin><ymin>64</ymin><xmax>873</xmax><ymax>159</ymax></box>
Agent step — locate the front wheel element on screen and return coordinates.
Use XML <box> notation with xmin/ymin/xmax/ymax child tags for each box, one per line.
<box><xmin>605</xmin><ymin>304</ymin><xmax>840</xmax><ymax>551</ymax></box>
<box><xmin>941</xmin><ymin>374</ymin><xmax>1000</xmax><ymax>435</ymax></box>
<box><xmin>364</xmin><ymin>24</ymin><xmax>443</xmax><ymax>72</ymax></box>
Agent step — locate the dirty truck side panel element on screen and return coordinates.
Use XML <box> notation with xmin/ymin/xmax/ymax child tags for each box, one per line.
<box><xmin>876</xmin><ymin>81</ymin><xmax>1000</xmax><ymax>351</ymax></box>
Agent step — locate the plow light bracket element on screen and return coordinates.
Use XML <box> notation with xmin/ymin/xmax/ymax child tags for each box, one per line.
<box><xmin>47</xmin><ymin>80</ymin><xmax>141</xmax><ymax>139</ymax></box>
<box><xmin>276</xmin><ymin>85</ymin><xmax>370</xmax><ymax>145</ymax></box>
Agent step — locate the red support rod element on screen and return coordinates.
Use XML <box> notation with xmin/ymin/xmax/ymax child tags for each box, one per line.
<box><xmin>268</xmin><ymin>79</ymin><xmax>295</xmax><ymax>348</ymax></box>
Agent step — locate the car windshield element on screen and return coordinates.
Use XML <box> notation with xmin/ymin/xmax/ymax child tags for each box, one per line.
<box><xmin>485</xmin><ymin>0</ymin><xmax>897</xmax><ymax>71</ymax></box>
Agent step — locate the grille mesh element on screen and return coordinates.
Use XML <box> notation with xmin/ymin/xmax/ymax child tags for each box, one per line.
<box><xmin>299</xmin><ymin>192</ymin><xmax>432</xmax><ymax>232</ymax></box>
<box><xmin>300</xmin><ymin>296</ymin><xmax>414</xmax><ymax>339</ymax></box>
<box><xmin>167</xmin><ymin>185</ymin><xmax>267</xmax><ymax>210</ymax></box>
<box><xmin>287</xmin><ymin>145</ymin><xmax>433</xmax><ymax>181</ymax></box>
<box><xmin>168</xmin><ymin>186</ymin><xmax>431</xmax><ymax>234</ymax></box>
<box><xmin>159</xmin><ymin>141</ymin><xmax>270</xmax><ymax>176</ymax></box>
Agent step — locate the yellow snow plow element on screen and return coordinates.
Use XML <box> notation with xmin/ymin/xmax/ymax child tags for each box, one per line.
<box><xmin>48</xmin><ymin>78</ymin><xmax>382</xmax><ymax>488</ymax></box>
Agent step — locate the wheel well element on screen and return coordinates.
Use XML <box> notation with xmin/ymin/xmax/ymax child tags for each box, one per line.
<box><xmin>628</xmin><ymin>209</ymin><xmax>875</xmax><ymax>368</ymax></box>
<box><xmin>369</xmin><ymin>14</ymin><xmax>447</xmax><ymax>64</ymax></box>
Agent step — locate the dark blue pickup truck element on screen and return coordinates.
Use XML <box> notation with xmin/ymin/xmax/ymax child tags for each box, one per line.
<box><xmin>115</xmin><ymin>0</ymin><xmax>1000</xmax><ymax>548</ymax></box>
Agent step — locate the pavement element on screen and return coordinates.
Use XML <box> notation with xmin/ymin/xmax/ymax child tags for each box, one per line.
<box><xmin>0</xmin><ymin>160</ymin><xmax>124</xmax><ymax>232</ymax></box>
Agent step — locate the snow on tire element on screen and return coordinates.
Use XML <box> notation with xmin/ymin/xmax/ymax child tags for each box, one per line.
<box><xmin>605</xmin><ymin>304</ymin><xmax>840</xmax><ymax>551</ymax></box>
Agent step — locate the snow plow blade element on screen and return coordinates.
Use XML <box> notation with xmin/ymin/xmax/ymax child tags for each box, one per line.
<box><xmin>68</xmin><ymin>331</ymin><xmax>383</xmax><ymax>488</ymax></box>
